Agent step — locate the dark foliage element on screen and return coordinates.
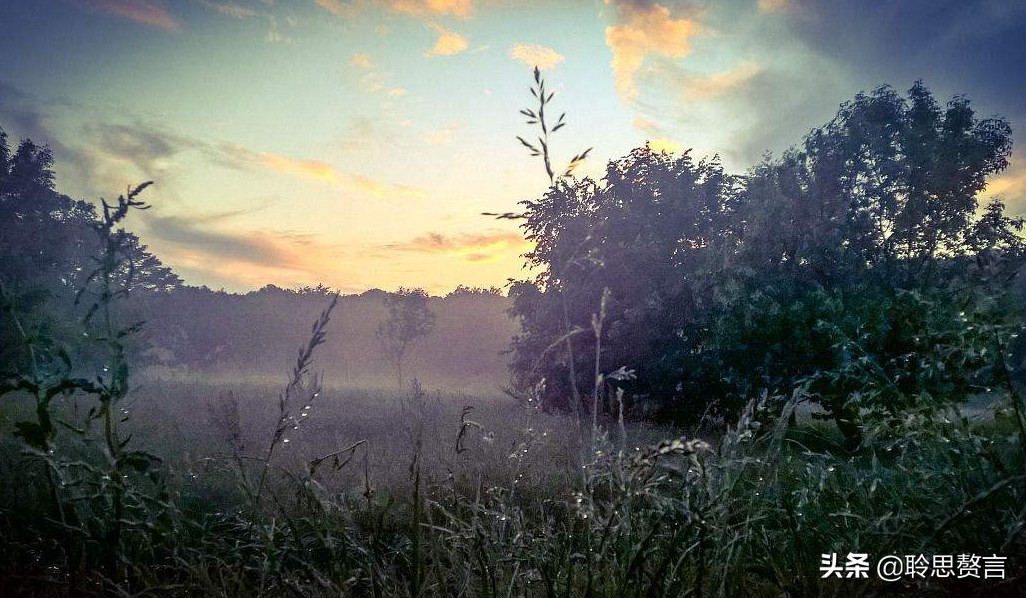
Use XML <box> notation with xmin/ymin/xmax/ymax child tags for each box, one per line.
<box><xmin>507</xmin><ymin>82</ymin><xmax>1026</xmax><ymax>443</ymax></box>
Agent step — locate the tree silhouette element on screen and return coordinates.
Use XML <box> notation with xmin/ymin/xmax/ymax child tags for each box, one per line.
<box><xmin>377</xmin><ymin>287</ymin><xmax>435</xmax><ymax>389</ymax></box>
<box><xmin>506</xmin><ymin>81</ymin><xmax>1024</xmax><ymax>440</ymax></box>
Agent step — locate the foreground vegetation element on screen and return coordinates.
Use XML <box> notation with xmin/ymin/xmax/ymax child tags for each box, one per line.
<box><xmin>2</xmin><ymin>372</ymin><xmax>1025</xmax><ymax>596</ymax></box>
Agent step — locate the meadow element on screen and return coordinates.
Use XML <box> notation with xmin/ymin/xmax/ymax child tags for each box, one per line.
<box><xmin>2</xmin><ymin>357</ymin><xmax>1024</xmax><ymax>596</ymax></box>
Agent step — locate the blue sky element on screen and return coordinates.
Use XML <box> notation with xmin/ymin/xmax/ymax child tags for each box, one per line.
<box><xmin>2</xmin><ymin>0</ymin><xmax>1024</xmax><ymax>293</ymax></box>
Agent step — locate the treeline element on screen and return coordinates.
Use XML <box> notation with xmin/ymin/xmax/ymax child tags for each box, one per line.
<box><xmin>0</xmin><ymin>126</ymin><xmax>513</xmax><ymax>390</ymax></box>
<box><xmin>137</xmin><ymin>284</ymin><xmax>513</xmax><ymax>388</ymax></box>
<box><xmin>507</xmin><ymin>81</ymin><xmax>1026</xmax><ymax>446</ymax></box>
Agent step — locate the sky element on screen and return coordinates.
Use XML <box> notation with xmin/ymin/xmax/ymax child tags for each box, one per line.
<box><xmin>1</xmin><ymin>0</ymin><xmax>1025</xmax><ymax>294</ymax></box>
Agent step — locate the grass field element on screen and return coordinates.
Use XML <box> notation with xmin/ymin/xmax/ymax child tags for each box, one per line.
<box><xmin>2</xmin><ymin>368</ymin><xmax>1025</xmax><ymax>596</ymax></box>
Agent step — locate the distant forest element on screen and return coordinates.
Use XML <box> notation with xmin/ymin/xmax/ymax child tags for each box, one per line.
<box><xmin>0</xmin><ymin>128</ymin><xmax>514</xmax><ymax>390</ymax></box>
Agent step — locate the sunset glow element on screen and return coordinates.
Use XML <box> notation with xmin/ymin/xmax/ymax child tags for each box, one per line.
<box><xmin>2</xmin><ymin>0</ymin><xmax>1024</xmax><ymax>294</ymax></box>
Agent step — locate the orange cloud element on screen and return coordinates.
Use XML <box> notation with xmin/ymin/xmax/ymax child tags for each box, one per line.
<box><xmin>212</xmin><ymin>144</ymin><xmax>338</xmax><ymax>183</ymax></box>
<box><xmin>74</xmin><ymin>0</ymin><xmax>181</xmax><ymax>32</ymax></box>
<box><xmin>985</xmin><ymin>158</ymin><xmax>1026</xmax><ymax>213</ymax></box>
<box><xmin>986</xmin><ymin>167</ymin><xmax>1026</xmax><ymax>198</ymax></box>
<box><xmin>424</xmin><ymin>123</ymin><xmax>462</xmax><ymax>145</ymax></box>
<box><xmin>424</xmin><ymin>24</ymin><xmax>468</xmax><ymax>57</ymax></box>
<box><xmin>199</xmin><ymin>1</ymin><xmax>258</xmax><ymax>18</ymax></box>
<box><xmin>605</xmin><ymin>1</ymin><xmax>702</xmax><ymax>104</ymax></box>
<box><xmin>649</xmin><ymin>138</ymin><xmax>682</xmax><ymax>153</ymax></box>
<box><xmin>757</xmin><ymin>0</ymin><xmax>794</xmax><ymax>12</ymax></box>
<box><xmin>390</xmin><ymin>0</ymin><xmax>474</xmax><ymax>18</ymax></box>
<box><xmin>346</xmin><ymin>173</ymin><xmax>425</xmax><ymax>199</ymax></box>
<box><xmin>211</xmin><ymin>143</ymin><xmax>422</xmax><ymax>198</ymax></box>
<box><xmin>387</xmin><ymin>231</ymin><xmax>528</xmax><ymax>261</ymax></box>
<box><xmin>674</xmin><ymin>62</ymin><xmax>760</xmax><ymax>99</ymax></box>
<box><xmin>510</xmin><ymin>43</ymin><xmax>565</xmax><ymax>70</ymax></box>
<box><xmin>360</xmin><ymin>71</ymin><xmax>387</xmax><ymax>93</ymax></box>
<box><xmin>351</xmin><ymin>53</ymin><xmax>373</xmax><ymax>69</ymax></box>
<box><xmin>257</xmin><ymin>153</ymin><xmax>338</xmax><ymax>183</ymax></box>
<box><xmin>315</xmin><ymin>0</ymin><xmax>355</xmax><ymax>17</ymax></box>
<box><xmin>148</xmin><ymin>215</ymin><xmax>350</xmax><ymax>291</ymax></box>
<box><xmin>633</xmin><ymin>116</ymin><xmax>659</xmax><ymax>133</ymax></box>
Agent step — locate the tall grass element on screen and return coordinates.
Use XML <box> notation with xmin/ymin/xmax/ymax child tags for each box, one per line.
<box><xmin>3</xmin><ymin>365</ymin><xmax>1024</xmax><ymax>596</ymax></box>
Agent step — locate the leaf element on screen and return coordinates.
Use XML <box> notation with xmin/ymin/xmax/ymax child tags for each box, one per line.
<box><xmin>516</xmin><ymin>136</ymin><xmax>539</xmax><ymax>153</ymax></box>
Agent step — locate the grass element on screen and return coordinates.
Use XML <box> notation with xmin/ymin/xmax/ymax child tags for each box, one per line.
<box><xmin>2</xmin><ymin>373</ymin><xmax>1025</xmax><ymax>596</ymax></box>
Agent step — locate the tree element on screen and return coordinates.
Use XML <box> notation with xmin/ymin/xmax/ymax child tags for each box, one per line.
<box><xmin>0</xmin><ymin>124</ymin><xmax>182</xmax><ymax>372</ymax></box>
<box><xmin>713</xmin><ymin>82</ymin><xmax>1022</xmax><ymax>444</ymax></box>
<box><xmin>508</xmin><ymin>146</ymin><xmax>741</xmax><ymax>416</ymax></box>
<box><xmin>505</xmin><ymin>80</ymin><xmax>1023</xmax><ymax>443</ymax></box>
<box><xmin>377</xmin><ymin>287</ymin><xmax>435</xmax><ymax>388</ymax></box>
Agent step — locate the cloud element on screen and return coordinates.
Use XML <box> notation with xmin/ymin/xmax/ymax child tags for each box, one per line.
<box><xmin>314</xmin><ymin>0</ymin><xmax>355</xmax><ymax>17</ymax></box>
<box><xmin>424</xmin><ymin>24</ymin><xmax>468</xmax><ymax>57</ymax></box>
<box><xmin>757</xmin><ymin>0</ymin><xmax>793</xmax><ymax>13</ymax></box>
<box><xmin>632</xmin><ymin>116</ymin><xmax>659</xmax><ymax>133</ymax></box>
<box><xmin>314</xmin><ymin>0</ymin><xmax>473</xmax><ymax>20</ymax></box>
<box><xmin>209</xmin><ymin>140</ymin><xmax>422</xmax><ymax>198</ymax></box>
<box><xmin>0</xmin><ymin>82</ymin><xmax>78</xmax><ymax>160</ymax></box>
<box><xmin>198</xmin><ymin>1</ymin><xmax>258</xmax><ymax>18</ymax></box>
<box><xmin>390</xmin><ymin>0</ymin><xmax>474</xmax><ymax>18</ymax></box>
<box><xmin>350</xmin><ymin>53</ymin><xmax>373</xmax><ymax>69</ymax></box>
<box><xmin>386</xmin><ymin>230</ymin><xmax>527</xmax><ymax>262</ymax></box>
<box><xmin>359</xmin><ymin>71</ymin><xmax>388</xmax><ymax>93</ymax></box>
<box><xmin>265</xmin><ymin>16</ymin><xmax>293</xmax><ymax>43</ymax></box>
<box><xmin>69</xmin><ymin>0</ymin><xmax>182</xmax><ymax>32</ymax></box>
<box><xmin>605</xmin><ymin>0</ymin><xmax>703</xmax><ymax>104</ymax></box>
<box><xmin>774</xmin><ymin>1</ymin><xmax>1026</xmax><ymax>108</ymax></box>
<box><xmin>346</xmin><ymin>173</ymin><xmax>424</xmax><ymax>199</ymax></box>
<box><xmin>424</xmin><ymin>122</ymin><xmax>461</xmax><ymax>145</ymax></box>
<box><xmin>142</xmin><ymin>212</ymin><xmax>349</xmax><ymax>289</ymax></box>
<box><xmin>211</xmin><ymin>143</ymin><xmax>338</xmax><ymax>183</ymax></box>
<box><xmin>0</xmin><ymin>82</ymin><xmax>112</xmax><ymax>197</ymax></box>
<box><xmin>510</xmin><ymin>43</ymin><xmax>565</xmax><ymax>70</ymax></box>
<box><xmin>985</xmin><ymin>159</ymin><xmax>1026</xmax><ymax>213</ymax></box>
<box><xmin>337</xmin><ymin>117</ymin><xmax>394</xmax><ymax>153</ymax></box>
<box><xmin>89</xmin><ymin>122</ymin><xmax>191</xmax><ymax>173</ymax></box>
<box><xmin>388</xmin><ymin>87</ymin><xmax>408</xmax><ymax>97</ymax></box>
<box><xmin>651</xmin><ymin>61</ymin><xmax>761</xmax><ymax>100</ymax></box>
<box><xmin>648</xmin><ymin>138</ymin><xmax>682</xmax><ymax>153</ymax></box>
<box><xmin>144</xmin><ymin>214</ymin><xmax>305</xmax><ymax>268</ymax></box>
<box><xmin>256</xmin><ymin>153</ymin><xmax>338</xmax><ymax>183</ymax></box>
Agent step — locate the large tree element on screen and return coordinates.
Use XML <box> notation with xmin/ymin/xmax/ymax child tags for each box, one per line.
<box><xmin>720</xmin><ymin>82</ymin><xmax>1022</xmax><ymax>444</ymax></box>
<box><xmin>0</xmin><ymin>125</ymin><xmax>181</xmax><ymax>371</ymax></box>
<box><xmin>508</xmin><ymin>146</ymin><xmax>741</xmax><ymax>415</ymax></box>
<box><xmin>507</xmin><ymin>82</ymin><xmax>1024</xmax><ymax>442</ymax></box>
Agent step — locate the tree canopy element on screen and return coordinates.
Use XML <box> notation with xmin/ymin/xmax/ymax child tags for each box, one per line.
<box><xmin>506</xmin><ymin>82</ymin><xmax>1025</xmax><ymax>445</ymax></box>
<box><xmin>0</xmin><ymin>126</ymin><xmax>181</xmax><ymax>371</ymax></box>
